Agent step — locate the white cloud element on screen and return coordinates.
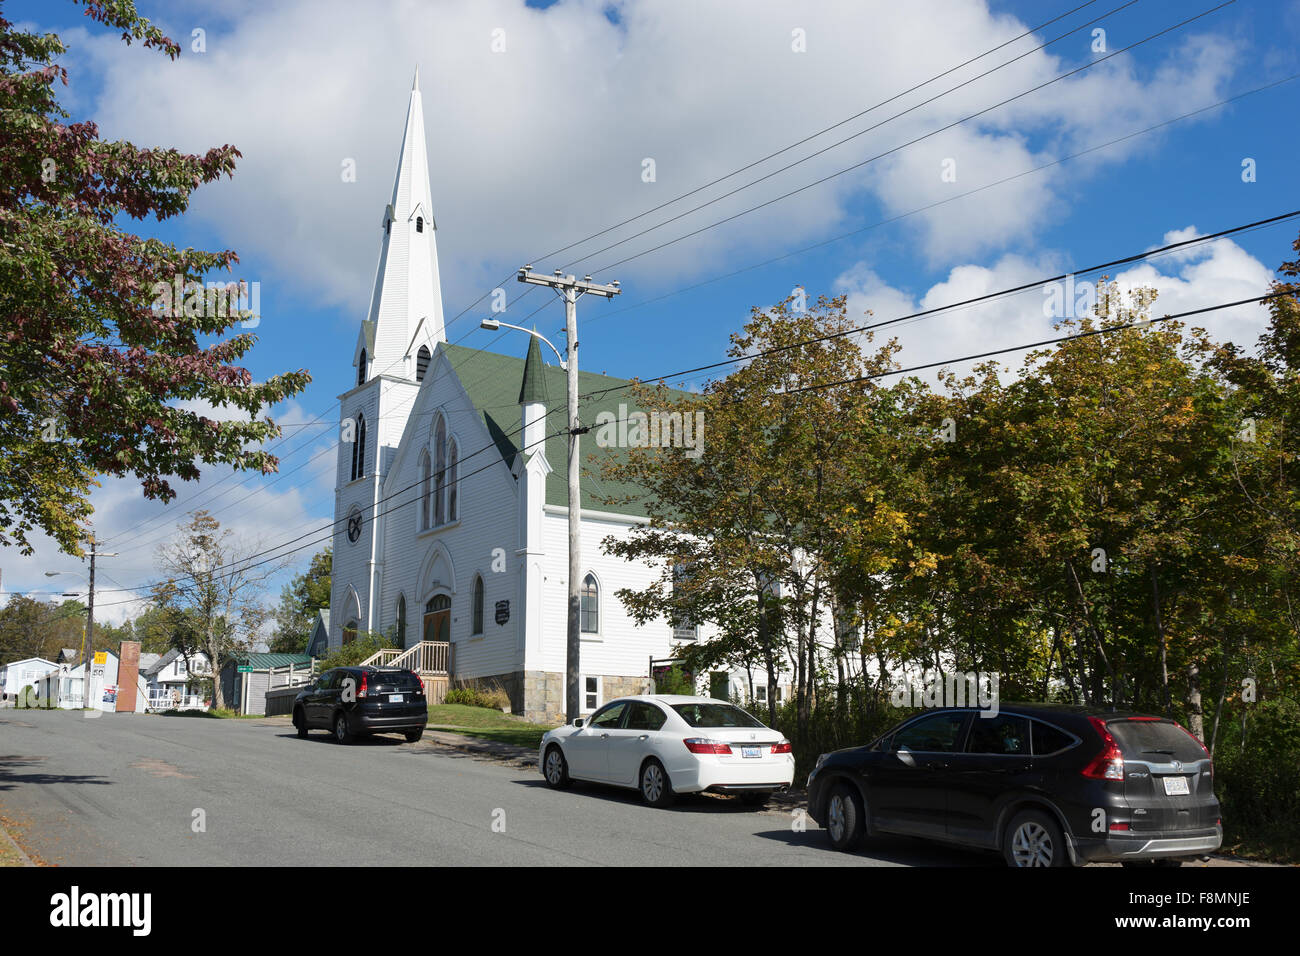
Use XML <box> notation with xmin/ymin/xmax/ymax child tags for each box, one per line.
<box><xmin>835</xmin><ymin>231</ymin><xmax>1275</xmax><ymax>388</ymax></box>
<box><xmin>55</xmin><ymin>0</ymin><xmax>1242</xmax><ymax>318</ymax></box>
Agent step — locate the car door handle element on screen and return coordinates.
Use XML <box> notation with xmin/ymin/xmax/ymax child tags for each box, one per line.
<box><xmin>601</xmin><ymin>733</ymin><xmax>610</xmax><ymax>738</ymax></box>
<box><xmin>638</xmin><ymin>735</ymin><xmax>649</xmax><ymax>740</ymax></box>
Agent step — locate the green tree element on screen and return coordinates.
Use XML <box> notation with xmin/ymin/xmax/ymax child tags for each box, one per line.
<box><xmin>268</xmin><ymin>547</ymin><xmax>331</xmax><ymax>654</ymax></box>
<box><xmin>0</xmin><ymin>1</ymin><xmax>309</xmax><ymax>555</ymax></box>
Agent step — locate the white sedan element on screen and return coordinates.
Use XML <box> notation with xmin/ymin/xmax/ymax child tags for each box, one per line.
<box><xmin>539</xmin><ymin>695</ymin><xmax>794</xmax><ymax>807</ymax></box>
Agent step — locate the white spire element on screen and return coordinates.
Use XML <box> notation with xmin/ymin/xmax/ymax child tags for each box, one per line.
<box><xmin>360</xmin><ymin>71</ymin><xmax>446</xmax><ymax>381</ymax></box>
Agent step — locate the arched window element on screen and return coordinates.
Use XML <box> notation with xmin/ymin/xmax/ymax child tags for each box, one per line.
<box><xmin>396</xmin><ymin>595</ymin><xmax>407</xmax><ymax>646</ymax></box>
<box><xmin>581</xmin><ymin>573</ymin><xmax>599</xmax><ymax>633</ymax></box>
<box><xmin>434</xmin><ymin>415</ymin><xmax>447</xmax><ymax>525</ymax></box>
<box><xmin>350</xmin><ymin>412</ymin><xmax>366</xmax><ymax>481</ymax></box>
<box><xmin>419</xmin><ymin>450</ymin><xmax>432</xmax><ymax>529</ymax></box>
<box><xmin>416</xmin><ymin>216</ymin><xmax>424</xmax><ymax>233</ymax></box>
<box><xmin>357</xmin><ymin>349</ymin><xmax>366</xmax><ymax>387</ymax></box>
<box><xmin>472</xmin><ymin>575</ymin><xmax>484</xmax><ymax>635</ymax></box>
<box><xmin>447</xmin><ymin>439</ymin><xmax>459</xmax><ymax>521</ymax></box>
<box><xmin>416</xmin><ymin>345</ymin><xmax>431</xmax><ymax>382</ymax></box>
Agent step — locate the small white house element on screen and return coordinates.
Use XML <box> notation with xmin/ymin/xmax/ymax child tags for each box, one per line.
<box><xmin>0</xmin><ymin>657</ymin><xmax>57</xmax><ymax>701</ymax></box>
<box><xmin>37</xmin><ymin>647</ymin><xmax>148</xmax><ymax>713</ymax></box>
<box><xmin>141</xmin><ymin>649</ymin><xmax>212</xmax><ymax>710</ymax></box>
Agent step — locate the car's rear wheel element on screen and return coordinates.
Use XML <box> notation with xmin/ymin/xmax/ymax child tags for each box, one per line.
<box><xmin>293</xmin><ymin>707</ymin><xmax>307</xmax><ymax>738</ymax></box>
<box><xmin>333</xmin><ymin>711</ymin><xmax>355</xmax><ymax>744</ymax></box>
<box><xmin>639</xmin><ymin>759</ymin><xmax>675</xmax><ymax>807</ymax></box>
<box><xmin>404</xmin><ymin>727</ymin><xmax>424</xmax><ymax>743</ymax></box>
<box><xmin>543</xmin><ymin>745</ymin><xmax>572</xmax><ymax>789</ymax></box>
<box><xmin>825</xmin><ymin>783</ymin><xmax>865</xmax><ymax>851</ymax></box>
<box><xmin>1004</xmin><ymin>809</ymin><xmax>1069</xmax><ymax>867</ymax></box>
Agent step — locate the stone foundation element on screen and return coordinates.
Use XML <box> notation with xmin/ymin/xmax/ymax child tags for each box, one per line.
<box><xmin>456</xmin><ymin>670</ymin><xmax>653</xmax><ymax>724</ymax></box>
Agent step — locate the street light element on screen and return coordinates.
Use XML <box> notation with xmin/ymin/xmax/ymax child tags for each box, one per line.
<box><xmin>479</xmin><ymin>318</ymin><xmax>567</xmax><ymax>369</ymax></box>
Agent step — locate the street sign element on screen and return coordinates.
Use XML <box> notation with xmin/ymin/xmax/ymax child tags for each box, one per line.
<box><xmin>93</xmin><ymin>651</ymin><xmax>107</xmax><ymax>665</ymax></box>
<box><xmin>236</xmin><ymin>665</ymin><xmax>253</xmax><ymax>673</ymax></box>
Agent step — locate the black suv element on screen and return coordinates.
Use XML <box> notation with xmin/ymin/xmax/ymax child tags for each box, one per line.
<box><xmin>292</xmin><ymin>667</ymin><xmax>427</xmax><ymax>744</ymax></box>
<box><xmin>806</xmin><ymin>704</ymin><xmax>1221</xmax><ymax>867</ymax></box>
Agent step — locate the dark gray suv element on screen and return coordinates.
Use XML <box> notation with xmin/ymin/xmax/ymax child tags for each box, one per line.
<box><xmin>292</xmin><ymin>667</ymin><xmax>427</xmax><ymax>744</ymax></box>
<box><xmin>807</xmin><ymin>703</ymin><xmax>1222</xmax><ymax>867</ymax></box>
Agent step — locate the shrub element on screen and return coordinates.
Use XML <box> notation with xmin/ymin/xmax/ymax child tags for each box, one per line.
<box><xmin>314</xmin><ymin>630</ymin><xmax>398</xmax><ymax>673</ymax></box>
<box><xmin>444</xmin><ymin>681</ymin><xmax>512</xmax><ymax>711</ymax></box>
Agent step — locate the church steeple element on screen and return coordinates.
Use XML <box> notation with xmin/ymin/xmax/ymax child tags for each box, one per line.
<box><xmin>359</xmin><ymin>69</ymin><xmax>446</xmax><ymax>383</ymax></box>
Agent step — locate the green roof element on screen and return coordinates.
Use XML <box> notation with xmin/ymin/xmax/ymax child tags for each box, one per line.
<box><xmin>441</xmin><ymin>342</ymin><xmax>694</xmax><ymax>519</ymax></box>
<box><xmin>238</xmin><ymin>653</ymin><xmax>313</xmax><ymax>669</ymax></box>
<box><xmin>518</xmin><ymin>335</ymin><xmax>550</xmax><ymax>405</ymax></box>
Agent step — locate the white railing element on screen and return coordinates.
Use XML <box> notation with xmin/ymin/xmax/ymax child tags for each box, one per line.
<box><xmin>147</xmin><ymin>693</ymin><xmax>206</xmax><ymax>711</ymax></box>
<box><xmin>267</xmin><ymin>662</ymin><xmax>315</xmax><ymax>689</ymax></box>
<box><xmin>387</xmin><ymin>641</ymin><xmax>451</xmax><ymax>675</ymax></box>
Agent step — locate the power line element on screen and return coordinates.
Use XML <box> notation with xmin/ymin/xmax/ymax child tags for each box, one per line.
<box><xmin>776</xmin><ymin>290</ymin><xmax>1295</xmax><ymax>396</ymax></box>
<box><xmin>584</xmin><ymin>73</ymin><xmax>1300</xmax><ymax>332</ymax></box>
<box><xmin>579</xmin><ymin>1</ymin><xmax>1236</xmax><ymax>275</ymax></box>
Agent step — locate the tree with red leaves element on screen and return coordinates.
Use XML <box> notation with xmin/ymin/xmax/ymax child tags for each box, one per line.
<box><xmin>0</xmin><ymin>0</ymin><xmax>310</xmax><ymax>555</ymax></box>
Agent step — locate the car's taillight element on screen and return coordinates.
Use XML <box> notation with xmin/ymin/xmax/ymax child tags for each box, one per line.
<box><xmin>1109</xmin><ymin>822</ymin><xmax>1130</xmax><ymax>831</ymax></box>
<box><xmin>416</xmin><ymin>674</ymin><xmax>425</xmax><ymax>695</ymax></box>
<box><xmin>1081</xmin><ymin>716</ymin><xmax>1124</xmax><ymax>780</ymax></box>
<box><xmin>771</xmin><ymin>740</ymin><xmax>792</xmax><ymax>754</ymax></box>
<box><xmin>358</xmin><ymin>672</ymin><xmax>369</xmax><ymax>698</ymax></box>
<box><xmin>684</xmin><ymin>738</ymin><xmax>732</xmax><ymax>755</ymax></box>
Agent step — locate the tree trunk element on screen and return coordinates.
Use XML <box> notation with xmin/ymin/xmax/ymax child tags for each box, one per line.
<box><xmin>1151</xmin><ymin>568</ymin><xmax>1171</xmax><ymax>714</ymax></box>
<box><xmin>1185</xmin><ymin>660</ymin><xmax>1204</xmax><ymax>742</ymax></box>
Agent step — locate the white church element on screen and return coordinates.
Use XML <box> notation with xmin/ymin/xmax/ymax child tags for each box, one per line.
<box><xmin>326</xmin><ymin>77</ymin><xmax>792</xmax><ymax>722</ymax></box>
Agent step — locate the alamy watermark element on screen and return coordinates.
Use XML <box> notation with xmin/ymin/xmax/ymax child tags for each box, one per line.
<box><xmin>593</xmin><ymin>403</ymin><xmax>705</xmax><ymax>459</ymax></box>
<box><xmin>890</xmin><ymin>668</ymin><xmax>1000</xmax><ymax>717</ymax></box>
<box><xmin>151</xmin><ymin>276</ymin><xmax>260</xmax><ymax>327</ymax></box>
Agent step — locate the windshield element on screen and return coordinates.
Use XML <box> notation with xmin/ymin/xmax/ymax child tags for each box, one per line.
<box><xmin>671</xmin><ymin>703</ymin><xmax>765</xmax><ymax>729</ymax></box>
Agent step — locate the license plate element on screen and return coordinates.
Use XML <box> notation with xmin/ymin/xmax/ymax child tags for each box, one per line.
<box><xmin>389</xmin><ymin>694</ymin><xmax>404</xmax><ymax>703</ymax></box>
<box><xmin>1162</xmin><ymin>775</ymin><xmax>1190</xmax><ymax>795</ymax></box>
<box><xmin>741</xmin><ymin>746</ymin><xmax>762</xmax><ymax>759</ymax></box>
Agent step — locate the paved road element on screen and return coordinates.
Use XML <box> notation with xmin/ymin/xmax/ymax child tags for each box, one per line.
<box><xmin>0</xmin><ymin>709</ymin><xmax>1005</xmax><ymax>867</ymax></box>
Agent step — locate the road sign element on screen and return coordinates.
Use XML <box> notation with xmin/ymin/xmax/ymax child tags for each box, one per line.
<box><xmin>236</xmin><ymin>665</ymin><xmax>253</xmax><ymax>673</ymax></box>
<box><xmin>93</xmin><ymin>651</ymin><xmax>107</xmax><ymax>665</ymax></box>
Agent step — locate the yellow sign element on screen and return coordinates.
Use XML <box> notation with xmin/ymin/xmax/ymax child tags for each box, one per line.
<box><xmin>93</xmin><ymin>651</ymin><xmax>107</xmax><ymax>665</ymax></box>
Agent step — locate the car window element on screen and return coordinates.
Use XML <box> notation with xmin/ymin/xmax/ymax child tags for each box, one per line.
<box><xmin>965</xmin><ymin>715</ymin><xmax>1029</xmax><ymax>755</ymax></box>
<box><xmin>1031</xmin><ymin>720</ymin><xmax>1074</xmax><ymax>755</ymax></box>
<box><xmin>589</xmin><ymin>702</ymin><xmax>627</xmax><ymax>729</ymax></box>
<box><xmin>626</xmin><ymin>702</ymin><xmax>667</xmax><ymax>731</ymax></box>
<box><xmin>671</xmin><ymin>703</ymin><xmax>765</xmax><ymax>728</ymax></box>
<box><xmin>1108</xmin><ymin>719</ymin><xmax>1206</xmax><ymax>762</ymax></box>
<box><xmin>892</xmin><ymin>712</ymin><xmax>969</xmax><ymax>753</ymax></box>
<box><xmin>319</xmin><ymin>670</ymin><xmax>336</xmax><ymax>690</ymax></box>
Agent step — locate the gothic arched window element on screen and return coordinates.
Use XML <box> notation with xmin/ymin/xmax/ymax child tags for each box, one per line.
<box><xmin>416</xmin><ymin>216</ymin><xmax>424</xmax><ymax>233</ymax></box>
<box><xmin>419</xmin><ymin>450</ymin><xmax>432</xmax><ymax>529</ymax></box>
<box><xmin>396</xmin><ymin>595</ymin><xmax>407</xmax><ymax>646</ymax></box>
<box><xmin>434</xmin><ymin>414</ymin><xmax>447</xmax><ymax>525</ymax></box>
<box><xmin>350</xmin><ymin>412</ymin><xmax>366</xmax><ymax>481</ymax></box>
<box><xmin>581</xmin><ymin>573</ymin><xmax>599</xmax><ymax>633</ymax></box>
<box><xmin>416</xmin><ymin>345</ymin><xmax>431</xmax><ymax>383</ymax></box>
<box><xmin>472</xmin><ymin>575</ymin><xmax>484</xmax><ymax>635</ymax></box>
<box><xmin>357</xmin><ymin>349</ymin><xmax>366</xmax><ymax>387</ymax></box>
<box><xmin>447</xmin><ymin>439</ymin><xmax>459</xmax><ymax>521</ymax></box>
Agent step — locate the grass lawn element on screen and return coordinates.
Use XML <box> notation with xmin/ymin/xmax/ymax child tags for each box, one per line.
<box><xmin>426</xmin><ymin>703</ymin><xmax>557</xmax><ymax>749</ymax></box>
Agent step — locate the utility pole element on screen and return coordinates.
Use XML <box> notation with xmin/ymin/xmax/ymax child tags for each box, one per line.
<box><xmin>81</xmin><ymin>532</ymin><xmax>118</xmax><ymax>707</ymax></box>
<box><xmin>516</xmin><ymin>266</ymin><xmax>620</xmax><ymax>721</ymax></box>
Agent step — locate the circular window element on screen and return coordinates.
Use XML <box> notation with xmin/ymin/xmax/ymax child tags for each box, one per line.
<box><xmin>346</xmin><ymin>510</ymin><xmax>363</xmax><ymax>543</ymax></box>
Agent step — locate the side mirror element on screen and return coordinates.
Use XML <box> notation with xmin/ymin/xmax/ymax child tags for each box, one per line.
<box><xmin>571</xmin><ymin>717</ymin><xmax>585</xmax><ymax>728</ymax></box>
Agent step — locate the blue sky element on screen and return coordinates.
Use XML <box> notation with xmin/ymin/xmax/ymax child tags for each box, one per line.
<box><xmin>4</xmin><ymin>0</ymin><xmax>1299</xmax><ymax>622</ymax></box>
